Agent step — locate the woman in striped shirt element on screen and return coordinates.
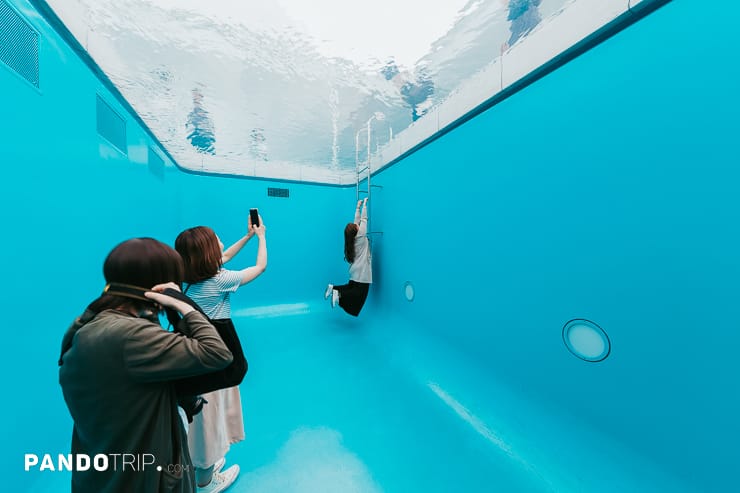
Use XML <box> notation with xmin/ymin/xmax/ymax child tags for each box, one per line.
<box><xmin>175</xmin><ymin>215</ymin><xmax>267</xmax><ymax>493</ymax></box>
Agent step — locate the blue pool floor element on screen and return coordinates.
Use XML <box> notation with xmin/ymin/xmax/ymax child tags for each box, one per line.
<box><xmin>225</xmin><ymin>303</ymin><xmax>548</xmax><ymax>493</ymax></box>
<box><xmin>35</xmin><ymin>300</ymin><xmax>694</xmax><ymax>493</ymax></box>
<box><xmin>225</xmin><ymin>301</ymin><xmax>697</xmax><ymax>493</ymax></box>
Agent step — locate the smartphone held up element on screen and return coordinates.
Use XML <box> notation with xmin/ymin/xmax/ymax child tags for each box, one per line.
<box><xmin>250</xmin><ymin>208</ymin><xmax>260</xmax><ymax>228</ymax></box>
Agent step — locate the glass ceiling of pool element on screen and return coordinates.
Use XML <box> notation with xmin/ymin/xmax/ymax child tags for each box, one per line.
<box><xmin>45</xmin><ymin>0</ymin><xmax>567</xmax><ymax>183</ymax></box>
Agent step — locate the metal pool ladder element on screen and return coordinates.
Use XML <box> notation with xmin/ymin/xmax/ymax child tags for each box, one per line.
<box><xmin>355</xmin><ymin>119</ymin><xmax>383</xmax><ymax>237</ymax></box>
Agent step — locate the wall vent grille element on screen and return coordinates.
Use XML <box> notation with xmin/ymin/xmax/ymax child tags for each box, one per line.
<box><xmin>96</xmin><ymin>95</ymin><xmax>127</xmax><ymax>153</ymax></box>
<box><xmin>267</xmin><ymin>187</ymin><xmax>289</xmax><ymax>198</ymax></box>
<box><xmin>0</xmin><ymin>0</ymin><xmax>40</xmax><ymax>88</ymax></box>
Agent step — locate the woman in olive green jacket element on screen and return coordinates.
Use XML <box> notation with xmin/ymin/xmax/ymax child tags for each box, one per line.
<box><xmin>59</xmin><ymin>238</ymin><xmax>233</xmax><ymax>493</ymax></box>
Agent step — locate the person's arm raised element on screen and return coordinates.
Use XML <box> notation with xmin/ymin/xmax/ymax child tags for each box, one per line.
<box><xmin>354</xmin><ymin>199</ymin><xmax>362</xmax><ymax>225</ymax></box>
<box><xmin>357</xmin><ymin>198</ymin><xmax>368</xmax><ymax>236</ymax></box>
<box><xmin>123</xmin><ymin>283</ymin><xmax>233</xmax><ymax>382</ymax></box>
<box><xmin>238</xmin><ymin>217</ymin><xmax>267</xmax><ymax>285</ymax></box>
<box><xmin>222</xmin><ymin>215</ymin><xmax>255</xmax><ymax>264</ymax></box>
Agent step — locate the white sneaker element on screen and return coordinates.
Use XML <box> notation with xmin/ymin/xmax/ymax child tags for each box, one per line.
<box><xmin>198</xmin><ymin>465</ymin><xmax>239</xmax><ymax>493</ymax></box>
<box><xmin>331</xmin><ymin>289</ymin><xmax>339</xmax><ymax>308</ymax></box>
<box><xmin>213</xmin><ymin>457</ymin><xmax>225</xmax><ymax>474</ymax></box>
<box><xmin>324</xmin><ymin>284</ymin><xmax>333</xmax><ymax>300</ymax></box>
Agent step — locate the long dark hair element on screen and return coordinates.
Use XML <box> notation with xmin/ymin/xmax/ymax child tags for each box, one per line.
<box><xmin>87</xmin><ymin>237</ymin><xmax>184</xmax><ymax>316</ymax></box>
<box><xmin>175</xmin><ymin>226</ymin><xmax>223</xmax><ymax>283</ymax></box>
<box><xmin>344</xmin><ymin>223</ymin><xmax>359</xmax><ymax>263</ymax></box>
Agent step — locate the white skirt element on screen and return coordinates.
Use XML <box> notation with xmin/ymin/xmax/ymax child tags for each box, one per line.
<box><xmin>187</xmin><ymin>386</ymin><xmax>245</xmax><ymax>469</ymax></box>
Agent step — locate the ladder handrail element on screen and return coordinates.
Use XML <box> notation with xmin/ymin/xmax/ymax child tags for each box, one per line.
<box><xmin>355</xmin><ymin>117</ymin><xmax>386</xmax><ymax>236</ymax></box>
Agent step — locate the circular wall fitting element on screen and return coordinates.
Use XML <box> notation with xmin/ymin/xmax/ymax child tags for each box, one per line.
<box><xmin>562</xmin><ymin>319</ymin><xmax>610</xmax><ymax>362</ymax></box>
<box><xmin>403</xmin><ymin>281</ymin><xmax>415</xmax><ymax>302</ymax></box>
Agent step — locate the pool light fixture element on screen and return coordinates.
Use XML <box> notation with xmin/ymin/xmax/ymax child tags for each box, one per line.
<box><xmin>562</xmin><ymin>319</ymin><xmax>610</xmax><ymax>362</ymax></box>
<box><xmin>403</xmin><ymin>281</ymin><xmax>415</xmax><ymax>302</ymax></box>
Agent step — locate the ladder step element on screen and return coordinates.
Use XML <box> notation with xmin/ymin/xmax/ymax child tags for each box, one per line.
<box><xmin>358</xmin><ymin>190</ymin><xmax>369</xmax><ymax>194</ymax></box>
<box><xmin>357</xmin><ymin>166</ymin><xmax>369</xmax><ymax>173</ymax></box>
<box><xmin>368</xmin><ymin>231</ymin><xmax>383</xmax><ymax>235</ymax></box>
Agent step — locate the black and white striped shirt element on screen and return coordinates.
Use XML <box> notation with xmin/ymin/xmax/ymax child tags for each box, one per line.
<box><xmin>184</xmin><ymin>269</ymin><xmax>242</xmax><ymax>319</ymax></box>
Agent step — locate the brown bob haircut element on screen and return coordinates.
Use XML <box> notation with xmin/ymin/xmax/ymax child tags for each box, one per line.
<box><xmin>88</xmin><ymin>237</ymin><xmax>184</xmax><ymax>316</ymax></box>
<box><xmin>175</xmin><ymin>226</ymin><xmax>223</xmax><ymax>284</ymax></box>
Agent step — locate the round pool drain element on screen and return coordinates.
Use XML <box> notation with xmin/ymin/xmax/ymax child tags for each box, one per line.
<box><xmin>403</xmin><ymin>281</ymin><xmax>415</xmax><ymax>302</ymax></box>
<box><xmin>562</xmin><ymin>319</ymin><xmax>610</xmax><ymax>362</ymax></box>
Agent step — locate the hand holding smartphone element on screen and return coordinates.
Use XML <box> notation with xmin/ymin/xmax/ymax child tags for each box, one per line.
<box><xmin>249</xmin><ymin>208</ymin><xmax>260</xmax><ymax>228</ymax></box>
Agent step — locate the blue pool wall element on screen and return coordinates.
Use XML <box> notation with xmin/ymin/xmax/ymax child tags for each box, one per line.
<box><xmin>2</xmin><ymin>0</ymin><xmax>738</xmax><ymax>492</ymax></box>
<box><xmin>368</xmin><ymin>1</ymin><xmax>739</xmax><ymax>491</ymax></box>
